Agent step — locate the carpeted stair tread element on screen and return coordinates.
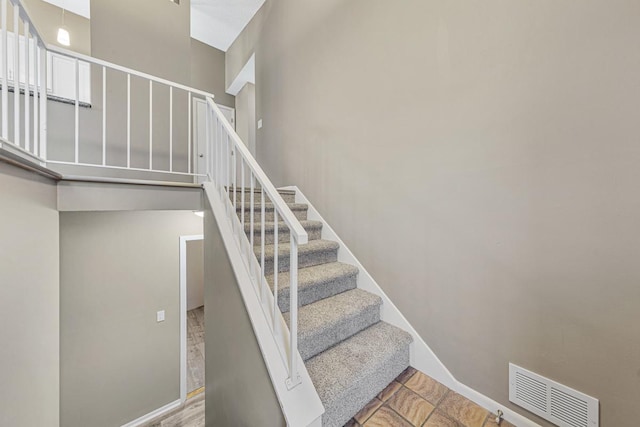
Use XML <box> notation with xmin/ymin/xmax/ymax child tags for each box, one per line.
<box><xmin>267</xmin><ymin>262</ymin><xmax>359</xmax><ymax>312</ymax></box>
<box><xmin>230</xmin><ymin>188</ymin><xmax>296</xmax><ymax>203</ymax></box>
<box><xmin>235</xmin><ymin>202</ymin><xmax>308</xmax><ymax>210</ymax></box>
<box><xmin>245</xmin><ymin>219</ymin><xmax>323</xmax><ymax>234</ymax></box>
<box><xmin>255</xmin><ymin>239</ymin><xmax>340</xmax><ymax>274</ymax></box>
<box><xmin>246</xmin><ymin>220</ymin><xmax>323</xmax><ymax>245</ymax></box>
<box><xmin>227</xmin><ymin>187</ymin><xmax>296</xmax><ymax>195</ymax></box>
<box><xmin>257</xmin><ymin>239</ymin><xmax>338</xmax><ymax>258</ymax></box>
<box><xmin>236</xmin><ymin>203</ymin><xmax>308</xmax><ymax>221</ymax></box>
<box><xmin>305</xmin><ymin>322</ymin><xmax>413</xmax><ymax>427</ymax></box>
<box><xmin>283</xmin><ymin>289</ymin><xmax>381</xmax><ymax>361</ymax></box>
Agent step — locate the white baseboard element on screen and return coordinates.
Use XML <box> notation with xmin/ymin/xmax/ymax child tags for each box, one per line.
<box><xmin>120</xmin><ymin>399</ymin><xmax>182</xmax><ymax>427</ymax></box>
<box><xmin>282</xmin><ymin>185</ymin><xmax>541</xmax><ymax>427</ymax></box>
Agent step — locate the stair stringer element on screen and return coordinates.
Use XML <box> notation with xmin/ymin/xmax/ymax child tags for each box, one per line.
<box><xmin>204</xmin><ymin>183</ymin><xmax>324</xmax><ymax>427</ymax></box>
<box><xmin>282</xmin><ymin>186</ymin><xmax>540</xmax><ymax>427</ymax></box>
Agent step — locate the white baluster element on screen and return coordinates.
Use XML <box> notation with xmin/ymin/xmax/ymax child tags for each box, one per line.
<box><xmin>288</xmin><ymin>235</ymin><xmax>299</xmax><ymax>388</ymax></box>
<box><xmin>74</xmin><ymin>57</ymin><xmax>79</xmax><ymax>162</ymax></box>
<box><xmin>273</xmin><ymin>209</ymin><xmax>279</xmax><ymax>333</ymax></box>
<box><xmin>260</xmin><ymin>189</ymin><xmax>266</xmax><ymax>301</ymax></box>
<box><xmin>1</xmin><ymin>0</ymin><xmax>7</xmax><ymax>139</ymax></box>
<box><xmin>24</xmin><ymin>23</ymin><xmax>29</xmax><ymax>152</ymax></box>
<box><xmin>149</xmin><ymin>80</ymin><xmax>153</xmax><ymax>169</ymax></box>
<box><xmin>187</xmin><ymin>92</ymin><xmax>191</xmax><ymax>174</ymax></box>
<box><xmin>102</xmin><ymin>66</ymin><xmax>106</xmax><ymax>165</ymax></box>
<box><xmin>127</xmin><ymin>73</ymin><xmax>130</xmax><ymax>168</ymax></box>
<box><xmin>169</xmin><ymin>86</ymin><xmax>173</xmax><ymax>172</ymax></box>
<box><xmin>13</xmin><ymin>4</ymin><xmax>19</xmax><ymax>146</ymax></box>
<box><xmin>33</xmin><ymin>43</ymin><xmax>38</xmax><ymax>155</ymax></box>
<box><xmin>38</xmin><ymin>43</ymin><xmax>46</xmax><ymax>159</ymax></box>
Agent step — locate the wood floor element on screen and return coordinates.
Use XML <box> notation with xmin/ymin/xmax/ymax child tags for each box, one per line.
<box><xmin>145</xmin><ymin>365</ymin><xmax>515</xmax><ymax>427</ymax></box>
<box><xmin>143</xmin><ymin>307</ymin><xmax>205</xmax><ymax>427</ymax></box>
<box><xmin>187</xmin><ymin>306</ymin><xmax>205</xmax><ymax>393</ymax></box>
<box><xmin>145</xmin><ymin>310</ymin><xmax>515</xmax><ymax>427</ymax></box>
<box><xmin>148</xmin><ymin>391</ymin><xmax>205</xmax><ymax>427</ymax></box>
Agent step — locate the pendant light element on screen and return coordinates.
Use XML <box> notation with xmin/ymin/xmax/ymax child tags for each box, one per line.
<box><xmin>57</xmin><ymin>5</ymin><xmax>70</xmax><ymax>46</ymax></box>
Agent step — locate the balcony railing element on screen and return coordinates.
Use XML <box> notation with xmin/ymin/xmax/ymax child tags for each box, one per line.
<box><xmin>0</xmin><ymin>0</ymin><xmax>309</xmax><ymax>395</ymax></box>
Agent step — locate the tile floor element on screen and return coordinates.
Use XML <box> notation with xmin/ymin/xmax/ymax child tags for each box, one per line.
<box><xmin>344</xmin><ymin>367</ymin><xmax>516</xmax><ymax>427</ymax></box>
<box><xmin>146</xmin><ymin>361</ymin><xmax>517</xmax><ymax>427</ymax></box>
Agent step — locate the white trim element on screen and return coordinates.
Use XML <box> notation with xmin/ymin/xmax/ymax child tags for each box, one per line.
<box><xmin>47</xmin><ymin>45</ymin><xmax>215</xmax><ymax>100</ymax></box>
<box><xmin>194</xmin><ymin>99</ymin><xmax>235</xmax><ymax>182</ymax></box>
<box><xmin>120</xmin><ymin>399</ymin><xmax>182</xmax><ymax>427</ymax></box>
<box><xmin>121</xmin><ymin>234</ymin><xmax>203</xmax><ymax>427</ymax></box>
<box><xmin>207</xmin><ymin>99</ymin><xmax>308</xmax><ymax>244</ymax></box>
<box><xmin>179</xmin><ymin>234</ymin><xmax>204</xmax><ymax>403</ymax></box>
<box><xmin>226</xmin><ymin>53</ymin><xmax>255</xmax><ymax>96</ymax></box>
<box><xmin>280</xmin><ymin>186</ymin><xmax>541</xmax><ymax>427</ymax></box>
<box><xmin>203</xmin><ymin>183</ymin><xmax>324</xmax><ymax>427</ymax></box>
<box><xmin>216</xmin><ymin>104</ymin><xmax>236</xmax><ymax>129</ymax></box>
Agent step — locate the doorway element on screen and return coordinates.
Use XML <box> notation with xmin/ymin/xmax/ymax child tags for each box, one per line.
<box><xmin>194</xmin><ymin>99</ymin><xmax>235</xmax><ymax>183</ymax></box>
<box><xmin>179</xmin><ymin>234</ymin><xmax>205</xmax><ymax>401</ymax></box>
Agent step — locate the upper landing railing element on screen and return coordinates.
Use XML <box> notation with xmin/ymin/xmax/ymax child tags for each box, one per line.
<box><xmin>0</xmin><ymin>0</ymin><xmax>310</xmax><ymax>395</ymax></box>
<box><xmin>0</xmin><ymin>0</ymin><xmax>213</xmax><ymax>178</ymax></box>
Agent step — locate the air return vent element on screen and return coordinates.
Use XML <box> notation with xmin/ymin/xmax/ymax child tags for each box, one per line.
<box><xmin>509</xmin><ymin>364</ymin><xmax>598</xmax><ymax>427</ymax></box>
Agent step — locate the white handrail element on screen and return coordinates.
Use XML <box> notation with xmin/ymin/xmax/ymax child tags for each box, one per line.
<box><xmin>2</xmin><ymin>0</ymin><xmax>311</xmax><ymax>394</ymax></box>
<box><xmin>48</xmin><ymin>45</ymin><xmax>216</xmax><ymax>100</ymax></box>
<box><xmin>206</xmin><ymin>96</ymin><xmax>308</xmax><ymax>389</ymax></box>
<box><xmin>9</xmin><ymin>0</ymin><xmax>44</xmax><ymax>45</ymax></box>
<box><xmin>0</xmin><ymin>0</ymin><xmax>47</xmax><ymax>160</ymax></box>
<box><xmin>207</xmin><ymin>98</ymin><xmax>308</xmax><ymax>244</ymax></box>
<box><xmin>1</xmin><ymin>0</ymin><xmax>215</xmax><ymax>176</ymax></box>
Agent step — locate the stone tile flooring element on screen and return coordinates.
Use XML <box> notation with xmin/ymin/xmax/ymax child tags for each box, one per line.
<box><xmin>345</xmin><ymin>367</ymin><xmax>516</xmax><ymax>427</ymax></box>
<box><xmin>145</xmin><ymin>365</ymin><xmax>517</xmax><ymax>427</ymax></box>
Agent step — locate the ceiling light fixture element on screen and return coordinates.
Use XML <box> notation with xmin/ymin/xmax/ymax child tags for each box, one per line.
<box><xmin>57</xmin><ymin>6</ymin><xmax>70</xmax><ymax>47</ymax></box>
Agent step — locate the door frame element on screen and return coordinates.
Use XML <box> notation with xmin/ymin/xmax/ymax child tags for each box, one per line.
<box><xmin>193</xmin><ymin>99</ymin><xmax>235</xmax><ymax>180</ymax></box>
<box><xmin>179</xmin><ymin>234</ymin><xmax>204</xmax><ymax>403</ymax></box>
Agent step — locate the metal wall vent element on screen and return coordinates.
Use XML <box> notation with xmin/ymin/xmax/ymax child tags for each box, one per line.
<box><xmin>509</xmin><ymin>364</ymin><xmax>598</xmax><ymax>427</ymax></box>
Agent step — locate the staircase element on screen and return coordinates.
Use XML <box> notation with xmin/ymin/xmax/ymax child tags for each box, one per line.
<box><xmin>235</xmin><ymin>188</ymin><xmax>414</xmax><ymax>427</ymax></box>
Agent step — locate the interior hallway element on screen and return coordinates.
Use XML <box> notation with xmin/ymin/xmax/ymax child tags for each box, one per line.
<box><xmin>144</xmin><ymin>306</ymin><xmax>205</xmax><ymax>427</ymax></box>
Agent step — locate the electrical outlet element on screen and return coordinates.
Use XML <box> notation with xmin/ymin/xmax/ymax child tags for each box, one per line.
<box><xmin>257</xmin><ymin>119</ymin><xmax>263</xmax><ymax>129</ymax></box>
<box><xmin>157</xmin><ymin>310</ymin><xmax>165</xmax><ymax>322</ymax></box>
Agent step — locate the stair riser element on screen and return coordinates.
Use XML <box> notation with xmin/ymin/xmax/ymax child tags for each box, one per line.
<box><xmin>298</xmin><ymin>306</ymin><xmax>380</xmax><ymax>361</ymax></box>
<box><xmin>236</xmin><ymin>209</ymin><xmax>308</xmax><ymax>222</ymax></box>
<box><xmin>323</xmin><ymin>345</ymin><xmax>410</xmax><ymax>427</ymax></box>
<box><xmin>230</xmin><ymin>192</ymin><xmax>296</xmax><ymax>204</ymax></box>
<box><xmin>248</xmin><ymin>227</ymin><xmax>322</xmax><ymax>246</ymax></box>
<box><xmin>278</xmin><ymin>273</ymin><xmax>358</xmax><ymax>313</ymax></box>
<box><xmin>261</xmin><ymin>248</ymin><xmax>338</xmax><ymax>276</ymax></box>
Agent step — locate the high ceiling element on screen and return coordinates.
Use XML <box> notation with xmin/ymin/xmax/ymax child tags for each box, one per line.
<box><xmin>43</xmin><ymin>0</ymin><xmax>90</xmax><ymax>19</ymax></box>
<box><xmin>41</xmin><ymin>0</ymin><xmax>265</xmax><ymax>52</ymax></box>
<box><xmin>191</xmin><ymin>0</ymin><xmax>265</xmax><ymax>52</ymax></box>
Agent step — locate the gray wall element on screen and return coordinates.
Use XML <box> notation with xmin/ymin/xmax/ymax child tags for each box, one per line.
<box><xmin>48</xmin><ymin>0</ymin><xmax>192</xmax><ymax>171</ymax></box>
<box><xmin>204</xmin><ymin>196</ymin><xmax>285</xmax><ymax>426</ymax></box>
<box><xmin>23</xmin><ymin>0</ymin><xmax>91</xmax><ymax>54</ymax></box>
<box><xmin>191</xmin><ymin>38</ymin><xmax>235</xmax><ymax>108</ymax></box>
<box><xmin>0</xmin><ymin>161</ymin><xmax>59</xmax><ymax>427</ymax></box>
<box><xmin>91</xmin><ymin>0</ymin><xmax>191</xmax><ymax>85</ymax></box>
<box><xmin>17</xmin><ymin>0</ymin><xmax>234</xmax><ymax>179</ymax></box>
<box><xmin>225</xmin><ymin>4</ymin><xmax>271</xmax><ymax>90</ymax></box>
<box><xmin>230</xmin><ymin>1</ymin><xmax>640</xmax><ymax>426</ymax></box>
<box><xmin>235</xmin><ymin>83</ymin><xmax>256</xmax><ymax>155</ymax></box>
<box><xmin>60</xmin><ymin>210</ymin><xmax>203</xmax><ymax>427</ymax></box>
